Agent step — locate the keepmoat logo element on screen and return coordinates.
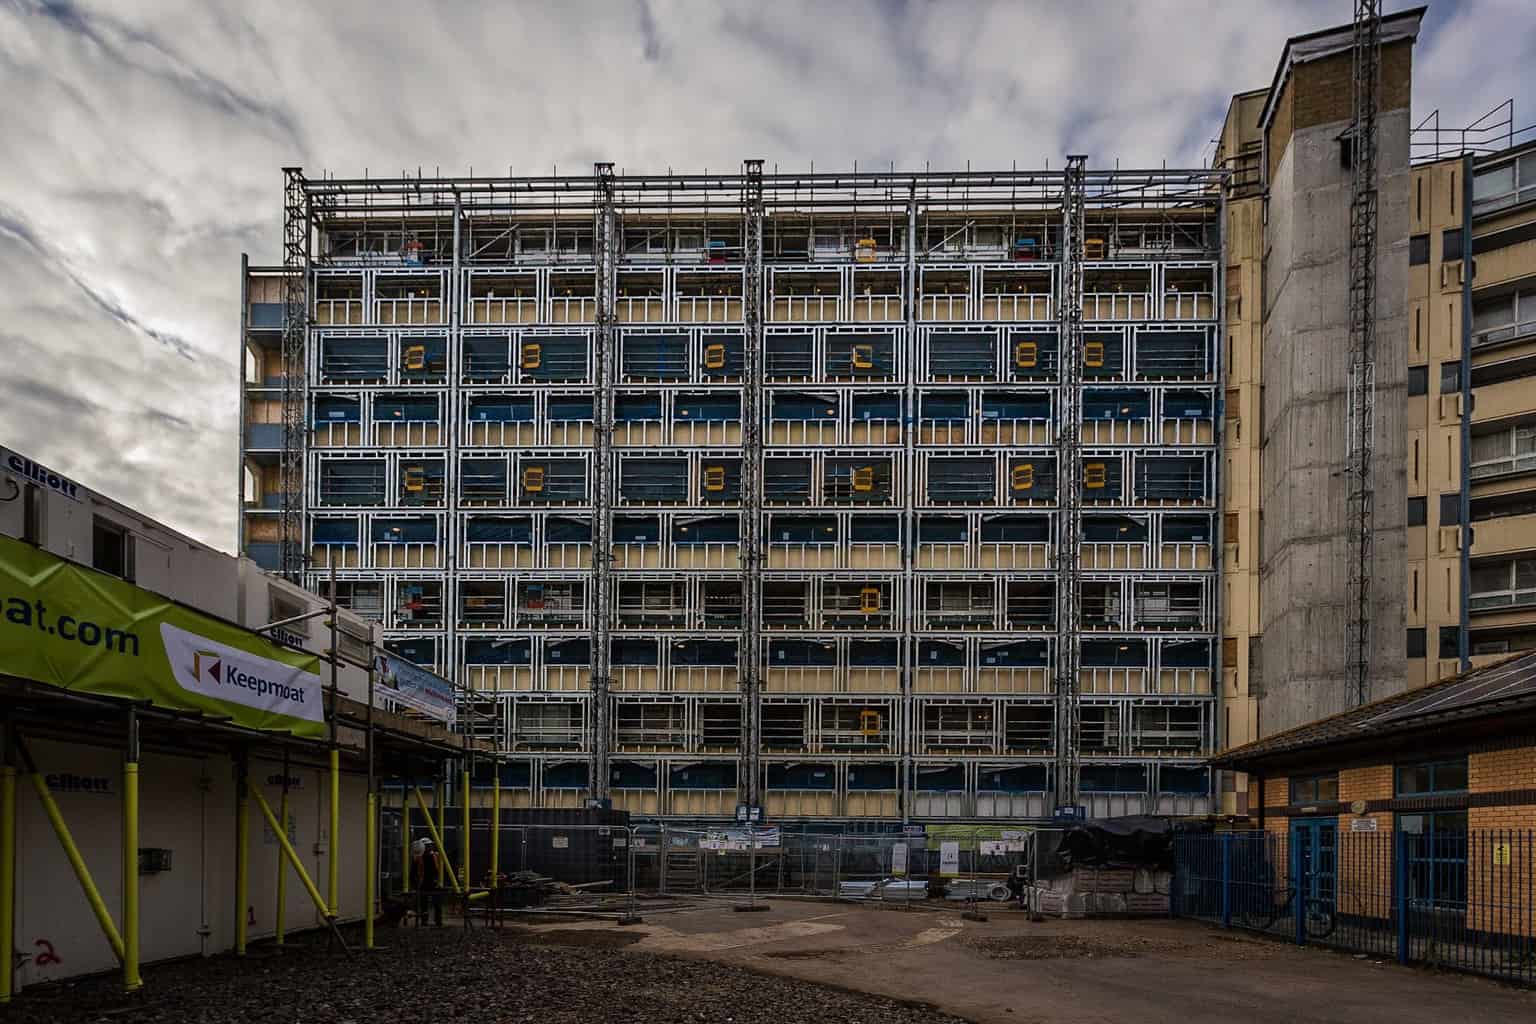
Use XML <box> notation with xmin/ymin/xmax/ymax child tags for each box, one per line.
<box><xmin>161</xmin><ymin>623</ymin><xmax>323</xmax><ymax>724</ymax></box>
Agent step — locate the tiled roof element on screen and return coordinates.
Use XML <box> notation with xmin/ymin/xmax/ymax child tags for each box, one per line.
<box><xmin>1212</xmin><ymin>650</ymin><xmax>1536</xmax><ymax>770</ymax></box>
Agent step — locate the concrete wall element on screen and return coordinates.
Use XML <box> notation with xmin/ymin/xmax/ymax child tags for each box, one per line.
<box><xmin>1258</xmin><ymin>84</ymin><xmax>1411</xmax><ymax>734</ymax></box>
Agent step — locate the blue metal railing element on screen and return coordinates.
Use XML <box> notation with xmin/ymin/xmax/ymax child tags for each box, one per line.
<box><xmin>1173</xmin><ymin>829</ymin><xmax>1535</xmax><ymax>986</ymax></box>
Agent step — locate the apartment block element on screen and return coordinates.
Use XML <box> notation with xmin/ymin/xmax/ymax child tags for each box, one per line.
<box><xmin>240</xmin><ymin>166</ymin><xmax>1224</xmax><ymax>823</ymax></box>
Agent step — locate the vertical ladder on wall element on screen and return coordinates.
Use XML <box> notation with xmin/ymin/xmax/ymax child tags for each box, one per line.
<box><xmin>591</xmin><ymin>163</ymin><xmax>618</xmax><ymax>800</ymax></box>
<box><xmin>1055</xmin><ymin>156</ymin><xmax>1088</xmax><ymax>813</ymax></box>
<box><xmin>1346</xmin><ymin>1</ymin><xmax>1381</xmax><ymax>708</ymax></box>
<box><xmin>280</xmin><ymin>167</ymin><xmax>309</xmax><ymax>584</ymax></box>
<box><xmin>740</xmin><ymin>159</ymin><xmax>767</xmax><ymax>809</ymax></box>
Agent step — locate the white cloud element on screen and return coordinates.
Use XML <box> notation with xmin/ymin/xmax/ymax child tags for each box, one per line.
<box><xmin>0</xmin><ymin>0</ymin><xmax>1530</xmax><ymax>550</ymax></box>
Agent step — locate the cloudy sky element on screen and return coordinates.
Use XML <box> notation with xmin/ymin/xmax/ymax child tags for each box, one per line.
<box><xmin>2</xmin><ymin>0</ymin><xmax>1532</xmax><ymax>552</ymax></box>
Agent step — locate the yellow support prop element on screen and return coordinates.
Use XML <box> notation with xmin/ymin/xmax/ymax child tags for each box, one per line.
<box><xmin>490</xmin><ymin>775</ymin><xmax>500</xmax><ymax>885</ymax></box>
<box><xmin>411</xmin><ymin>787</ymin><xmax>462</xmax><ymax>894</ymax></box>
<box><xmin>461</xmin><ymin>771</ymin><xmax>471</xmax><ymax>891</ymax></box>
<box><xmin>364</xmin><ymin>793</ymin><xmax>377</xmax><ymax>949</ymax></box>
<box><xmin>401</xmin><ymin>796</ymin><xmax>411</xmax><ymax>895</ymax></box>
<box><xmin>327</xmin><ymin>749</ymin><xmax>340</xmax><ymax>918</ymax></box>
<box><xmin>122</xmin><ymin>762</ymin><xmax>141</xmax><ymax>992</ymax></box>
<box><xmin>29</xmin><ymin>771</ymin><xmax>125</xmax><ymax>963</ymax></box>
<box><xmin>250</xmin><ymin>787</ymin><xmax>332</xmax><ymax>921</ymax></box>
<box><xmin>1</xmin><ymin>766</ymin><xmax>16</xmax><ymax>1005</ymax></box>
<box><xmin>274</xmin><ymin>784</ymin><xmax>288</xmax><ymax>946</ymax></box>
<box><xmin>235</xmin><ymin>779</ymin><xmax>248</xmax><ymax>956</ymax></box>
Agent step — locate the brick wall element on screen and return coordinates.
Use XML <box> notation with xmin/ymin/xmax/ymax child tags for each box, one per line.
<box><xmin>1468</xmin><ymin>744</ymin><xmax>1536</xmax><ymax>936</ymax></box>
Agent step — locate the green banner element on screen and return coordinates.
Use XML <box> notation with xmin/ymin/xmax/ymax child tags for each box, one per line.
<box><xmin>0</xmin><ymin>535</ymin><xmax>325</xmax><ymax>737</ymax></box>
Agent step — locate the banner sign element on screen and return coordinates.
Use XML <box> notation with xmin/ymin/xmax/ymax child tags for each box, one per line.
<box><xmin>939</xmin><ymin>841</ymin><xmax>960</xmax><ymax>877</ymax></box>
<box><xmin>0</xmin><ymin>534</ymin><xmax>324</xmax><ymax>736</ymax></box>
<box><xmin>375</xmin><ymin>651</ymin><xmax>456</xmax><ymax>726</ymax></box>
<box><xmin>700</xmin><ymin>827</ymin><xmax>781</xmax><ymax>851</ymax></box>
<box><xmin>891</xmin><ymin>842</ymin><xmax>908</xmax><ymax>877</ymax></box>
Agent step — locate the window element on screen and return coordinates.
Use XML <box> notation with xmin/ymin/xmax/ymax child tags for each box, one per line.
<box><xmin>1439</xmin><ymin>493</ymin><xmax>1461</xmax><ymax>526</ymax></box>
<box><xmin>1469</xmin><ymin>422</ymin><xmax>1536</xmax><ymax>479</ymax></box>
<box><xmin>92</xmin><ymin>518</ymin><xmax>134</xmax><ymax>581</ymax></box>
<box><xmin>1473</xmin><ymin>153</ymin><xmax>1536</xmax><ymax>214</ymax></box>
<box><xmin>1407</xmin><ymin>627</ymin><xmax>1426</xmax><ymax>659</ymax></box>
<box><xmin>1407</xmin><ymin>496</ymin><xmax>1426</xmax><ymax>526</ymax></box>
<box><xmin>1472</xmin><ymin>289</ymin><xmax>1536</xmax><ymax>349</ymax></box>
<box><xmin>1289</xmin><ymin>773</ymin><xmax>1339</xmax><ymax>804</ymax></box>
<box><xmin>1442</xmin><ymin>228</ymin><xmax>1463</xmax><ymax>261</ymax></box>
<box><xmin>22</xmin><ymin>483</ymin><xmax>42</xmax><ymax>545</ymax></box>
<box><xmin>1408</xmin><ymin>366</ymin><xmax>1428</xmax><ymax>396</ymax></box>
<box><xmin>1439</xmin><ymin>361</ymin><xmax>1461</xmax><ymax>394</ymax></box>
<box><xmin>1469</xmin><ymin>557</ymin><xmax>1536</xmax><ymax>611</ymax></box>
<box><xmin>1439</xmin><ymin>625</ymin><xmax>1461</xmax><ymax>660</ymax></box>
<box><xmin>1409</xmin><ymin>234</ymin><xmax>1429</xmax><ymax>265</ymax></box>
<box><xmin>1396</xmin><ymin>757</ymin><xmax>1468</xmax><ymax>796</ymax></box>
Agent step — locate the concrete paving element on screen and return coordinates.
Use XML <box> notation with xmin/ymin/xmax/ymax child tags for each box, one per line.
<box><xmin>525</xmin><ymin>898</ymin><xmax>1536</xmax><ymax>1024</ymax></box>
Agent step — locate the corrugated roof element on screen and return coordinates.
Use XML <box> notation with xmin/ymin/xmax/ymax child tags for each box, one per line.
<box><xmin>1212</xmin><ymin>650</ymin><xmax>1536</xmax><ymax>769</ymax></box>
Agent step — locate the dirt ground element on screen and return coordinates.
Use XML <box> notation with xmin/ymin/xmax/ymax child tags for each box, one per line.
<box><xmin>566</xmin><ymin>897</ymin><xmax>1536</xmax><ymax>1024</ymax></box>
<box><xmin>11</xmin><ymin>900</ymin><xmax>1536</xmax><ymax>1024</ymax></box>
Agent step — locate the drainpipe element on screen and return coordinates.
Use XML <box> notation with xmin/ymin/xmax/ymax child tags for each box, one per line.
<box><xmin>1458</xmin><ymin>152</ymin><xmax>1474</xmax><ymax>671</ymax></box>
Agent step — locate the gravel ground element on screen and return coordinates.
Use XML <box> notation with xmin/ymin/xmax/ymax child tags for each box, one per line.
<box><xmin>8</xmin><ymin>925</ymin><xmax>972</xmax><ymax>1024</ymax></box>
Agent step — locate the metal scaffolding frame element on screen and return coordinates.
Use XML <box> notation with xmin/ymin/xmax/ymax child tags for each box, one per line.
<box><xmin>1345</xmin><ymin>0</ymin><xmax>1382</xmax><ymax>708</ymax></box>
<box><xmin>246</xmin><ymin>161</ymin><xmax>1226</xmax><ymax>823</ymax></box>
<box><xmin>1054</xmin><ymin>156</ymin><xmax>1087</xmax><ymax>811</ymax></box>
<box><xmin>280</xmin><ymin>168</ymin><xmax>310</xmax><ymax>582</ymax></box>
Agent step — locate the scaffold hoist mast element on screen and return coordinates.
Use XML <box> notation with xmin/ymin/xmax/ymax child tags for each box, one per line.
<box><xmin>740</xmin><ymin>159</ymin><xmax>766</xmax><ymax>810</ymax></box>
<box><xmin>1055</xmin><ymin>155</ymin><xmax>1087</xmax><ymax>812</ymax></box>
<box><xmin>1345</xmin><ymin>0</ymin><xmax>1381</xmax><ymax>708</ymax></box>
<box><xmin>279</xmin><ymin>168</ymin><xmax>309</xmax><ymax>584</ymax></box>
<box><xmin>591</xmin><ymin>162</ymin><xmax>618</xmax><ymax>800</ymax></box>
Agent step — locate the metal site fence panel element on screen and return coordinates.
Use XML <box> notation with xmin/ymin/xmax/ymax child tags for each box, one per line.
<box><xmin>1172</xmin><ymin>829</ymin><xmax>1536</xmax><ymax>986</ymax></box>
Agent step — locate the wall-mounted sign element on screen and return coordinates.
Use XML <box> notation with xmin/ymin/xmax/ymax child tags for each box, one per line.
<box><xmin>3</xmin><ymin>449</ymin><xmax>82</xmax><ymax>503</ymax></box>
<box><xmin>375</xmin><ymin>652</ymin><xmax>455</xmax><ymax>726</ymax></box>
<box><xmin>1349</xmin><ymin>817</ymin><xmax>1378</xmax><ymax>832</ymax></box>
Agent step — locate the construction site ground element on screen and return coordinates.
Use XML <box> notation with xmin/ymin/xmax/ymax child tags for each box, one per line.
<box><xmin>14</xmin><ymin>898</ymin><xmax>1536</xmax><ymax>1023</ymax></box>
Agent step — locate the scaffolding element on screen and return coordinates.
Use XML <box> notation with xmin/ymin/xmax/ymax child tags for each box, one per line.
<box><xmin>1346</xmin><ymin>0</ymin><xmax>1381</xmax><ymax>708</ymax></box>
<box><xmin>251</xmin><ymin>162</ymin><xmax>1225</xmax><ymax>823</ymax></box>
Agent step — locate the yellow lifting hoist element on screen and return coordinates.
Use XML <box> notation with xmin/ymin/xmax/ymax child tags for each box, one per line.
<box><xmin>522</xmin><ymin>465</ymin><xmax>545</xmax><ymax>493</ymax></box>
<box><xmin>1010</xmin><ymin>463</ymin><xmax>1035</xmax><ymax>491</ymax></box>
<box><xmin>402</xmin><ymin>344</ymin><xmax>427</xmax><ymax>371</ymax></box>
<box><xmin>1013</xmin><ymin>339</ymin><xmax>1037</xmax><ymax>369</ymax></box>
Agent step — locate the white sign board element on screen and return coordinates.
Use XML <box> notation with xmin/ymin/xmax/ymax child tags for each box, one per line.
<box><xmin>891</xmin><ymin>842</ymin><xmax>908</xmax><ymax>877</ymax></box>
<box><xmin>1349</xmin><ymin>817</ymin><xmax>1378</xmax><ymax>832</ymax></box>
<box><xmin>939</xmin><ymin>840</ymin><xmax>960</xmax><ymax>877</ymax></box>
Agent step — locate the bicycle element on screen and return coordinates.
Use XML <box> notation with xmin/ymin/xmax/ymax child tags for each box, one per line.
<box><xmin>1238</xmin><ymin>884</ymin><xmax>1337</xmax><ymax>937</ymax></box>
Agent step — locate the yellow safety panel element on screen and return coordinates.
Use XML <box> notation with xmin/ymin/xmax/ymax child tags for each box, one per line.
<box><xmin>1084</xmin><ymin>462</ymin><xmax>1107</xmax><ymax>489</ymax></box>
<box><xmin>852</xmin><ymin>466</ymin><xmax>875</xmax><ymax>492</ymax></box>
<box><xmin>520</xmin><ymin>342</ymin><xmax>542</xmax><ymax>370</ymax></box>
<box><xmin>703</xmin><ymin>465</ymin><xmax>727</xmax><ymax>492</ymax></box>
<box><xmin>1011</xmin><ymin>464</ymin><xmax>1035</xmax><ymax>491</ymax></box>
<box><xmin>522</xmin><ymin>466</ymin><xmax>545</xmax><ymax>492</ymax></box>
<box><xmin>703</xmin><ymin>343</ymin><xmax>726</xmax><ymax>370</ymax></box>
<box><xmin>1085</xmin><ymin>237</ymin><xmax>1106</xmax><ymax>259</ymax></box>
<box><xmin>402</xmin><ymin>344</ymin><xmax>426</xmax><ymax>371</ymax></box>
<box><xmin>859</xmin><ymin>586</ymin><xmax>881</xmax><ymax>614</ymax></box>
<box><xmin>1014</xmin><ymin>340</ymin><xmax>1037</xmax><ymax>368</ymax></box>
<box><xmin>851</xmin><ymin>343</ymin><xmax>874</xmax><ymax>369</ymax></box>
<box><xmin>403</xmin><ymin>466</ymin><xmax>426</xmax><ymax>493</ymax></box>
<box><xmin>1084</xmin><ymin>340</ymin><xmax>1105</xmax><ymax>368</ymax></box>
<box><xmin>859</xmin><ymin>709</ymin><xmax>882</xmax><ymax>736</ymax></box>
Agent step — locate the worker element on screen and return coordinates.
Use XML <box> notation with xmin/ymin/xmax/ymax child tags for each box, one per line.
<box><xmin>411</xmin><ymin>836</ymin><xmax>445</xmax><ymax>927</ymax></box>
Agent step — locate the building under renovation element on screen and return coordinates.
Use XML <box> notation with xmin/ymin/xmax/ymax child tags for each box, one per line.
<box><xmin>236</xmin><ymin>4</ymin><xmax>1536</xmax><ymax>824</ymax></box>
<box><xmin>240</xmin><ymin>161</ymin><xmax>1225</xmax><ymax>823</ymax></box>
